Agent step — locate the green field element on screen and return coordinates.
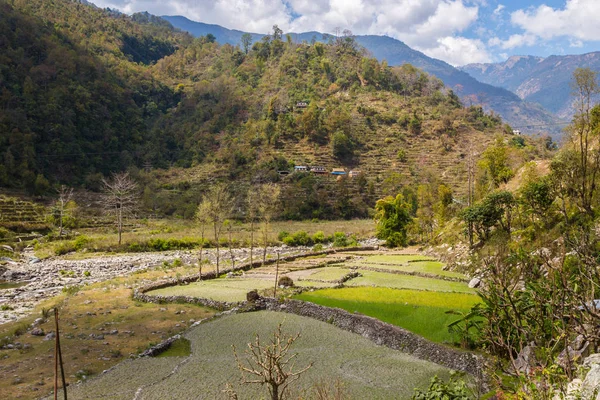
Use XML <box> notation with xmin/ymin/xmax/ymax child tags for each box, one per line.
<box><xmin>349</xmin><ymin>258</ymin><xmax>466</xmax><ymax>279</ymax></box>
<box><xmin>148</xmin><ymin>278</ymin><xmax>275</xmax><ymax>302</ymax></box>
<box><xmin>63</xmin><ymin>311</ymin><xmax>453</xmax><ymax>400</ymax></box>
<box><xmin>295</xmin><ymin>287</ymin><xmax>481</xmax><ymax>343</ymax></box>
<box><xmin>346</xmin><ymin>270</ymin><xmax>475</xmax><ymax>294</ymax></box>
<box><xmin>303</xmin><ymin>266</ymin><xmax>353</xmax><ymax>282</ymax></box>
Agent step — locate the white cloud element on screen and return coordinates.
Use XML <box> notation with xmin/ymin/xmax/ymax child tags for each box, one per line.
<box><xmin>91</xmin><ymin>0</ymin><xmax>488</xmax><ymax>63</ymax></box>
<box><xmin>488</xmin><ymin>33</ymin><xmax>537</xmax><ymax>49</ymax></box>
<box><xmin>492</xmin><ymin>4</ymin><xmax>504</xmax><ymax>16</ymax></box>
<box><xmin>426</xmin><ymin>36</ymin><xmax>492</xmax><ymax>65</ymax></box>
<box><xmin>511</xmin><ymin>0</ymin><xmax>600</xmax><ymax>41</ymax></box>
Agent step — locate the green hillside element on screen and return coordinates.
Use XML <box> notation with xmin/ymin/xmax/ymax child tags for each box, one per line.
<box><xmin>0</xmin><ymin>0</ymin><xmax>542</xmax><ymax>219</ymax></box>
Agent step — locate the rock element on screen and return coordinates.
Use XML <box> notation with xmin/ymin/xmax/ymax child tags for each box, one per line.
<box><xmin>29</xmin><ymin>257</ymin><xmax>41</xmax><ymax>264</ymax></box>
<box><xmin>30</xmin><ymin>328</ymin><xmax>44</xmax><ymax>336</ymax></box>
<box><xmin>0</xmin><ymin>245</ymin><xmax>13</xmax><ymax>252</ymax></box>
<box><xmin>557</xmin><ymin>342</ymin><xmax>589</xmax><ymax>370</ymax></box>
<box><xmin>582</xmin><ymin>354</ymin><xmax>600</xmax><ymax>399</ymax></box>
<box><xmin>514</xmin><ymin>343</ymin><xmax>538</xmax><ymax>374</ymax></box>
<box><xmin>44</xmin><ymin>332</ymin><xmax>56</xmax><ymax>341</ymax></box>
<box><xmin>246</xmin><ymin>290</ymin><xmax>260</xmax><ymax>302</ymax></box>
<box><xmin>89</xmin><ymin>333</ymin><xmax>104</xmax><ymax>340</ymax></box>
<box><xmin>32</xmin><ymin>318</ymin><xmax>44</xmax><ymax>326</ymax></box>
<box><xmin>468</xmin><ymin>277</ymin><xmax>481</xmax><ymax>289</ymax></box>
<box><xmin>108</xmin><ymin>330</ymin><xmax>118</xmax><ymax>335</ymax></box>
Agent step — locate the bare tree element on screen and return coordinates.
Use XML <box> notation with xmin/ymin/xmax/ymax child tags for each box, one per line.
<box><xmin>232</xmin><ymin>322</ymin><xmax>313</xmax><ymax>400</ymax></box>
<box><xmin>258</xmin><ymin>183</ymin><xmax>281</xmax><ymax>265</ymax></box>
<box><xmin>195</xmin><ymin>201</ymin><xmax>211</xmax><ymax>280</ymax></box>
<box><xmin>246</xmin><ymin>188</ymin><xmax>259</xmax><ymax>266</ymax></box>
<box><xmin>54</xmin><ymin>185</ymin><xmax>73</xmax><ymax>236</ymax></box>
<box><xmin>198</xmin><ymin>183</ymin><xmax>233</xmax><ymax>275</ymax></box>
<box><xmin>101</xmin><ymin>172</ymin><xmax>138</xmax><ymax>245</ymax></box>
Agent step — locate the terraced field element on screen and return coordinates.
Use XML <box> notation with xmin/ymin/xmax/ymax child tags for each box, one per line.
<box><xmin>146</xmin><ymin>252</ymin><xmax>480</xmax><ymax>345</ymax></box>
<box><xmin>63</xmin><ymin>312</ymin><xmax>453</xmax><ymax>399</ymax></box>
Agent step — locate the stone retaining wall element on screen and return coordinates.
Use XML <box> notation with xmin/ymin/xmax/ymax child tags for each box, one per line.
<box><xmin>257</xmin><ymin>297</ymin><xmax>489</xmax><ymax>386</ymax></box>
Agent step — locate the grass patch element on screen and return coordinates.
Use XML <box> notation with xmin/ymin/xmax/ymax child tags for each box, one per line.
<box><xmin>365</xmin><ymin>255</ymin><xmax>435</xmax><ymax>263</ymax></box>
<box><xmin>157</xmin><ymin>338</ymin><xmax>191</xmax><ymax>358</ymax></box>
<box><xmin>294</xmin><ymin>287</ymin><xmax>480</xmax><ymax>343</ymax></box>
<box><xmin>350</xmin><ymin>259</ymin><xmax>465</xmax><ymax>279</ymax></box>
<box><xmin>148</xmin><ymin>278</ymin><xmax>275</xmax><ymax>302</ymax></box>
<box><xmin>64</xmin><ymin>311</ymin><xmax>452</xmax><ymax>400</ymax></box>
<box><xmin>303</xmin><ymin>267</ymin><xmax>353</xmax><ymax>282</ymax></box>
<box><xmin>347</xmin><ymin>270</ymin><xmax>474</xmax><ymax>293</ymax></box>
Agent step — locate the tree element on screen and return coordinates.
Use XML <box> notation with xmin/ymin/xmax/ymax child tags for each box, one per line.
<box><xmin>567</xmin><ymin>67</ymin><xmax>600</xmax><ymax>215</ymax></box>
<box><xmin>374</xmin><ymin>194</ymin><xmax>413</xmax><ymax>247</ymax></box>
<box><xmin>232</xmin><ymin>322</ymin><xmax>313</xmax><ymax>400</ymax></box>
<box><xmin>195</xmin><ymin>200</ymin><xmax>211</xmax><ymax>279</ymax></box>
<box><xmin>198</xmin><ymin>183</ymin><xmax>233</xmax><ymax>275</ymax></box>
<box><xmin>53</xmin><ymin>185</ymin><xmax>73</xmax><ymax>236</ymax></box>
<box><xmin>246</xmin><ymin>187</ymin><xmax>259</xmax><ymax>266</ymax></box>
<box><xmin>101</xmin><ymin>172</ymin><xmax>138</xmax><ymax>245</ymax></box>
<box><xmin>241</xmin><ymin>33</ymin><xmax>253</xmax><ymax>54</ymax></box>
<box><xmin>258</xmin><ymin>183</ymin><xmax>281</xmax><ymax>265</ymax></box>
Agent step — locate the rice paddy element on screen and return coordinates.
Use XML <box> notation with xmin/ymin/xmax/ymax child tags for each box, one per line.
<box><xmin>146</xmin><ymin>251</ymin><xmax>480</xmax><ymax>346</ymax></box>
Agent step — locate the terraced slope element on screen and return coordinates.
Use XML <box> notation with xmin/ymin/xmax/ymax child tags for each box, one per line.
<box><xmin>63</xmin><ymin>311</ymin><xmax>453</xmax><ymax>399</ymax></box>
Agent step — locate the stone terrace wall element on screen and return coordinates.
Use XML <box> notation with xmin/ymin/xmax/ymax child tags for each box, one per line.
<box><xmin>258</xmin><ymin>297</ymin><xmax>488</xmax><ymax>384</ymax></box>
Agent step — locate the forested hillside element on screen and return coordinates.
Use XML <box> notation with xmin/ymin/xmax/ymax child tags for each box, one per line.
<box><xmin>0</xmin><ymin>0</ymin><xmax>548</xmax><ymax>220</ymax></box>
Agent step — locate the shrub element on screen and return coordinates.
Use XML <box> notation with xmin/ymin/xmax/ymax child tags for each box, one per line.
<box><xmin>278</xmin><ymin>231</ymin><xmax>290</xmax><ymax>241</ymax></box>
<box><xmin>333</xmin><ymin>232</ymin><xmax>348</xmax><ymax>247</ymax></box>
<box><xmin>283</xmin><ymin>231</ymin><xmax>312</xmax><ymax>246</ymax></box>
<box><xmin>55</xmin><ymin>241</ymin><xmax>76</xmax><ymax>255</ymax></box>
<box><xmin>312</xmin><ymin>231</ymin><xmax>326</xmax><ymax>243</ymax></box>
<box><xmin>278</xmin><ymin>276</ymin><xmax>294</xmax><ymax>287</ymax></box>
<box><xmin>73</xmin><ymin>235</ymin><xmax>89</xmax><ymax>250</ymax></box>
<box><xmin>313</xmin><ymin>244</ymin><xmax>324</xmax><ymax>252</ymax></box>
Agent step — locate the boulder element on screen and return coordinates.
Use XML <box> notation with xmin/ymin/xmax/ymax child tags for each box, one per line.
<box><xmin>582</xmin><ymin>354</ymin><xmax>600</xmax><ymax>399</ymax></box>
<box><xmin>468</xmin><ymin>277</ymin><xmax>481</xmax><ymax>289</ymax></box>
<box><xmin>30</xmin><ymin>328</ymin><xmax>44</xmax><ymax>336</ymax></box>
<box><xmin>514</xmin><ymin>343</ymin><xmax>538</xmax><ymax>374</ymax></box>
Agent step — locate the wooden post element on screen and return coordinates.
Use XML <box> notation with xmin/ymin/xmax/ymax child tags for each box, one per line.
<box><xmin>54</xmin><ymin>308</ymin><xmax>67</xmax><ymax>400</ymax></box>
<box><xmin>274</xmin><ymin>252</ymin><xmax>280</xmax><ymax>298</ymax></box>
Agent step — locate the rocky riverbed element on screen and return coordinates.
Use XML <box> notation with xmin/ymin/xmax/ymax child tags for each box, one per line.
<box><xmin>0</xmin><ymin>238</ymin><xmax>382</xmax><ymax>325</ymax></box>
<box><xmin>0</xmin><ymin>246</ymin><xmax>306</xmax><ymax>324</ymax></box>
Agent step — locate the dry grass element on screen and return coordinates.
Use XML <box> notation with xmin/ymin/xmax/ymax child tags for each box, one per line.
<box><xmin>0</xmin><ymin>265</ymin><xmax>215</xmax><ymax>400</ymax></box>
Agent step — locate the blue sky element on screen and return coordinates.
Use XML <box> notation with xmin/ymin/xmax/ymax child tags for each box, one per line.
<box><xmin>92</xmin><ymin>0</ymin><xmax>600</xmax><ymax>66</ymax></box>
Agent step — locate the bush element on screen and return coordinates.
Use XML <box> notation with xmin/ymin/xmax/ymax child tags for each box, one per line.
<box><xmin>73</xmin><ymin>235</ymin><xmax>89</xmax><ymax>250</ymax></box>
<box><xmin>313</xmin><ymin>244</ymin><xmax>324</xmax><ymax>252</ymax></box>
<box><xmin>283</xmin><ymin>231</ymin><xmax>312</xmax><ymax>246</ymax></box>
<box><xmin>278</xmin><ymin>276</ymin><xmax>294</xmax><ymax>287</ymax></box>
<box><xmin>333</xmin><ymin>232</ymin><xmax>348</xmax><ymax>247</ymax></box>
<box><xmin>312</xmin><ymin>231</ymin><xmax>326</xmax><ymax>243</ymax></box>
<box><xmin>55</xmin><ymin>241</ymin><xmax>76</xmax><ymax>255</ymax></box>
<box><xmin>277</xmin><ymin>231</ymin><xmax>290</xmax><ymax>241</ymax></box>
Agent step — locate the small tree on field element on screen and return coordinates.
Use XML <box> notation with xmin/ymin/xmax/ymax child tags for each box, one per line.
<box><xmin>195</xmin><ymin>200</ymin><xmax>211</xmax><ymax>279</ymax></box>
<box><xmin>198</xmin><ymin>183</ymin><xmax>233</xmax><ymax>275</ymax></box>
<box><xmin>52</xmin><ymin>185</ymin><xmax>74</xmax><ymax>236</ymax></box>
<box><xmin>101</xmin><ymin>172</ymin><xmax>138</xmax><ymax>245</ymax></box>
<box><xmin>232</xmin><ymin>322</ymin><xmax>313</xmax><ymax>400</ymax></box>
<box><xmin>246</xmin><ymin>188</ymin><xmax>259</xmax><ymax>266</ymax></box>
<box><xmin>258</xmin><ymin>183</ymin><xmax>281</xmax><ymax>265</ymax></box>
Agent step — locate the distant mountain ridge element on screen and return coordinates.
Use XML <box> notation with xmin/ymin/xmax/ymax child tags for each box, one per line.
<box><xmin>461</xmin><ymin>53</ymin><xmax>600</xmax><ymax>120</ymax></box>
<box><xmin>162</xmin><ymin>15</ymin><xmax>563</xmax><ymax>137</ymax></box>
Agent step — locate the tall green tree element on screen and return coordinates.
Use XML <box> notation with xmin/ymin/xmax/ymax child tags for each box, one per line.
<box><xmin>374</xmin><ymin>194</ymin><xmax>413</xmax><ymax>247</ymax></box>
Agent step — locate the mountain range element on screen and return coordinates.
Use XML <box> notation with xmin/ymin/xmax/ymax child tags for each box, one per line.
<box><xmin>162</xmin><ymin>15</ymin><xmax>564</xmax><ymax>138</ymax></box>
<box><xmin>461</xmin><ymin>53</ymin><xmax>600</xmax><ymax>120</ymax></box>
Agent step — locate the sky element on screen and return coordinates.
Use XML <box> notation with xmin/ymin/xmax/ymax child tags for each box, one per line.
<box><xmin>90</xmin><ymin>0</ymin><xmax>600</xmax><ymax>66</ymax></box>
